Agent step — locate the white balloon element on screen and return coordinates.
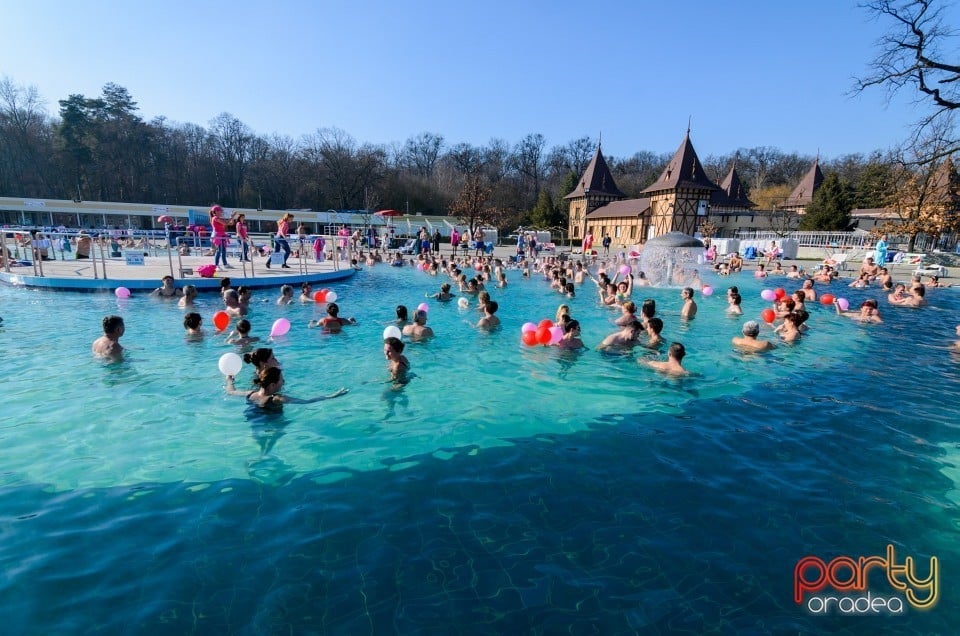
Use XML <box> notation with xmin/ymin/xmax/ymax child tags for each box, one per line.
<box><xmin>218</xmin><ymin>352</ymin><xmax>243</xmax><ymax>376</ymax></box>
<box><xmin>457</xmin><ymin>297</ymin><xmax>469</xmax><ymax>308</ymax></box>
<box><xmin>383</xmin><ymin>326</ymin><xmax>402</xmax><ymax>340</ymax></box>
<box><xmin>325</xmin><ymin>291</ymin><xmax>338</xmax><ymax>302</ymax></box>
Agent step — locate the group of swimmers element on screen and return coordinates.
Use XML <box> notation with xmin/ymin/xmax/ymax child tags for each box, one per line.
<box><xmin>93</xmin><ymin>246</ymin><xmax>960</xmax><ymax>396</ymax></box>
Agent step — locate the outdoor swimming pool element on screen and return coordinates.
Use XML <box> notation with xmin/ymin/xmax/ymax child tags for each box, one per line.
<box><xmin>1</xmin><ymin>264</ymin><xmax>958</xmax><ymax>633</ymax></box>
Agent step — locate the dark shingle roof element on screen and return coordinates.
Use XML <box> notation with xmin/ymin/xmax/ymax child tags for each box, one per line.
<box><xmin>784</xmin><ymin>159</ymin><xmax>824</xmax><ymax>207</ymax></box>
<box><xmin>640</xmin><ymin>133</ymin><xmax>719</xmax><ymax>195</ymax></box>
<box><xmin>585</xmin><ymin>198</ymin><xmax>650</xmax><ymax>219</ymax></box>
<box><xmin>564</xmin><ymin>146</ymin><xmax>625</xmax><ymax>199</ymax></box>
<box><xmin>710</xmin><ymin>162</ymin><xmax>756</xmax><ymax>209</ymax></box>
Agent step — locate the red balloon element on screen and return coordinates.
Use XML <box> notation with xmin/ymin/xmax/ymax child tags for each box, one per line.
<box><xmin>774</xmin><ymin>288</ymin><xmax>786</xmax><ymax>300</ymax></box>
<box><xmin>820</xmin><ymin>293</ymin><xmax>835</xmax><ymax>306</ymax></box>
<box><xmin>538</xmin><ymin>319</ymin><xmax>553</xmax><ymax>330</ymax></box>
<box><xmin>213</xmin><ymin>310</ymin><xmax>230</xmax><ymax>331</ymax></box>
<box><xmin>314</xmin><ymin>290</ymin><xmax>327</xmax><ymax>303</ymax></box>
<box><xmin>761</xmin><ymin>308</ymin><xmax>776</xmax><ymax>324</ymax></box>
<box><xmin>521</xmin><ymin>331</ymin><xmax>538</xmax><ymax>346</ymax></box>
<box><xmin>536</xmin><ymin>326</ymin><xmax>552</xmax><ymax>345</ymax></box>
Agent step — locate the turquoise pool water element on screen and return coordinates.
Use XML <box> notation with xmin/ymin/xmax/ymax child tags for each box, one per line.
<box><xmin>1</xmin><ymin>264</ymin><xmax>958</xmax><ymax>633</ymax></box>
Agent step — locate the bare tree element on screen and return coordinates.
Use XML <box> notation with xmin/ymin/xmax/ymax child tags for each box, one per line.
<box><xmin>449</xmin><ymin>174</ymin><xmax>502</xmax><ymax>231</ymax></box>
<box><xmin>402</xmin><ymin>132</ymin><xmax>445</xmax><ymax>178</ymax></box>
<box><xmin>878</xmin><ymin>119</ymin><xmax>960</xmax><ymax>249</ymax></box>
<box><xmin>856</xmin><ymin>0</ymin><xmax>960</xmax><ymax>159</ymax></box>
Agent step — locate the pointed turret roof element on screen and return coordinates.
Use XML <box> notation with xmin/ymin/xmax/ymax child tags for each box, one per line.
<box><xmin>640</xmin><ymin>133</ymin><xmax>719</xmax><ymax>196</ymax></box>
<box><xmin>711</xmin><ymin>159</ymin><xmax>756</xmax><ymax>209</ymax></box>
<box><xmin>929</xmin><ymin>156</ymin><xmax>960</xmax><ymax>207</ymax></box>
<box><xmin>784</xmin><ymin>158</ymin><xmax>824</xmax><ymax>207</ymax></box>
<box><xmin>564</xmin><ymin>146</ymin><xmax>625</xmax><ymax>199</ymax></box>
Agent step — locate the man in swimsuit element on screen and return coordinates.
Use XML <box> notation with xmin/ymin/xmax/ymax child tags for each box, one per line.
<box><xmin>92</xmin><ymin>315</ymin><xmax>125</xmax><ymax>359</ymax></box>
<box><xmin>384</xmin><ymin>336</ymin><xmax>410</xmax><ymax>384</ymax></box>
<box><xmin>732</xmin><ymin>320</ymin><xmax>776</xmax><ymax>352</ymax></box>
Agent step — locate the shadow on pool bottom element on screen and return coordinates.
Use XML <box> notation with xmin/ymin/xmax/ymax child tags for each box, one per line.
<box><xmin>0</xmin><ymin>396</ymin><xmax>953</xmax><ymax>635</ymax></box>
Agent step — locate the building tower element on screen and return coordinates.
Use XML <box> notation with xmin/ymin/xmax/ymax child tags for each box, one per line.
<box><xmin>781</xmin><ymin>157</ymin><xmax>824</xmax><ymax>214</ymax></box>
<box><xmin>563</xmin><ymin>145</ymin><xmax>625</xmax><ymax>241</ymax></box>
<box><xmin>639</xmin><ymin>131</ymin><xmax>719</xmax><ymax>238</ymax></box>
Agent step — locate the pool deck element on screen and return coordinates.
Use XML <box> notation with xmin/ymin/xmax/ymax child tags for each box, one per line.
<box><xmin>0</xmin><ymin>254</ymin><xmax>357</xmax><ymax>293</ymax></box>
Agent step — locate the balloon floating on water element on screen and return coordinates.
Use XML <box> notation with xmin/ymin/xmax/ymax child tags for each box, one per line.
<box><xmin>114</xmin><ymin>287</ymin><xmax>131</xmax><ymax>299</ymax></box>
<box><xmin>270</xmin><ymin>318</ymin><xmax>291</xmax><ymax>338</ymax></box>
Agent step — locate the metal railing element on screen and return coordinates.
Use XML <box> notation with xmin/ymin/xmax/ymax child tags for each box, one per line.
<box><xmin>0</xmin><ymin>229</ymin><xmax>349</xmax><ymax>279</ymax></box>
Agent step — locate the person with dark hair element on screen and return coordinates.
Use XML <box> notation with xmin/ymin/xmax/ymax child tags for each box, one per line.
<box><xmin>598</xmin><ymin>320</ymin><xmax>642</xmax><ymax>350</ymax></box>
<box><xmin>226</xmin><ymin>318</ymin><xmax>260</xmax><ymax>345</ymax></box>
<box><xmin>476</xmin><ymin>300</ymin><xmax>500</xmax><ymax>330</ymax></box>
<box><xmin>209</xmin><ymin>205</ymin><xmax>239</xmax><ymax>271</ymax></box>
<box><xmin>645</xmin><ymin>342</ymin><xmax>689</xmax><ymax>376</ymax></box>
<box><xmin>394</xmin><ymin>305</ymin><xmax>410</xmax><ymax>325</ymax></box>
<box><xmin>183</xmin><ymin>312</ymin><xmax>204</xmax><ymax>338</ymax></box>
<box><xmin>243</xmin><ymin>348</ymin><xmax>281</xmax><ymax>375</ymax></box>
<box><xmin>642</xmin><ymin>317</ymin><xmax>665</xmax><ymax>349</ymax></box>
<box><xmin>556</xmin><ymin>319</ymin><xmax>584</xmax><ymax>350</ymax></box>
<box><xmin>639</xmin><ymin>299</ymin><xmax>656</xmax><ymax>326</ymax></box>
<box><xmin>429</xmin><ymin>284</ymin><xmax>454</xmax><ymax>302</ymax></box>
<box><xmin>308</xmin><ymin>302</ymin><xmax>357</xmax><ymax>333</ymax></box>
<box><xmin>92</xmin><ymin>315</ymin><xmax>125</xmax><ymax>359</ymax></box>
<box><xmin>383</xmin><ymin>336</ymin><xmax>410</xmax><ymax>384</ymax></box>
<box><xmin>299</xmin><ymin>282</ymin><xmax>313</xmax><ymax>303</ymax></box>
<box><xmin>151</xmin><ymin>275</ymin><xmax>182</xmax><ymax>298</ymax></box>
<box><xmin>835</xmin><ymin>298</ymin><xmax>883</xmax><ymax>323</ymax></box>
<box><xmin>225</xmin><ymin>366</ymin><xmax>347</xmax><ymax>407</ymax></box>
<box><xmin>726</xmin><ymin>287</ymin><xmax>743</xmax><ymax>315</ymax></box>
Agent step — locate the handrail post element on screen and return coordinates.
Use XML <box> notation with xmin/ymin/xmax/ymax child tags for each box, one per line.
<box><xmin>99</xmin><ymin>237</ymin><xmax>109</xmax><ymax>279</ymax></box>
<box><xmin>1</xmin><ymin>232</ymin><xmax>10</xmax><ymax>273</ymax></box>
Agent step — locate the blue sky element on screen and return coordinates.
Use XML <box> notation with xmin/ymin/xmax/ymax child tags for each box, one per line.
<box><xmin>0</xmin><ymin>0</ymin><xmax>945</xmax><ymax>161</ymax></box>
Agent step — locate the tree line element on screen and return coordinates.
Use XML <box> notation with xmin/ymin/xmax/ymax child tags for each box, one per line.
<box><xmin>0</xmin><ymin>76</ymin><xmax>955</xmax><ymax>245</ymax></box>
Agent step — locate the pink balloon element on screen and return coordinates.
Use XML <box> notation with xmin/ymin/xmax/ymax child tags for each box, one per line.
<box><xmin>521</xmin><ymin>322</ymin><xmax>537</xmax><ymax>334</ymax></box>
<box><xmin>837</xmin><ymin>298</ymin><xmax>850</xmax><ymax>311</ymax></box>
<box><xmin>701</xmin><ymin>285</ymin><xmax>713</xmax><ymax>297</ymax></box>
<box><xmin>548</xmin><ymin>325</ymin><xmax>564</xmax><ymax>345</ymax></box>
<box><xmin>114</xmin><ymin>287</ymin><xmax>131</xmax><ymax>299</ymax></box>
<box><xmin>760</xmin><ymin>289</ymin><xmax>776</xmax><ymax>302</ymax></box>
<box><xmin>417</xmin><ymin>302</ymin><xmax>429</xmax><ymax>313</ymax></box>
<box><xmin>270</xmin><ymin>318</ymin><xmax>291</xmax><ymax>338</ymax></box>
<box><xmin>619</xmin><ymin>265</ymin><xmax>631</xmax><ymax>276</ymax></box>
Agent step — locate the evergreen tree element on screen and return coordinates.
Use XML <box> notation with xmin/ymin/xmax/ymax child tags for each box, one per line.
<box><xmin>798</xmin><ymin>173</ymin><xmax>854</xmax><ymax>230</ymax></box>
<box><xmin>529</xmin><ymin>189</ymin><xmax>560</xmax><ymax>228</ymax></box>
